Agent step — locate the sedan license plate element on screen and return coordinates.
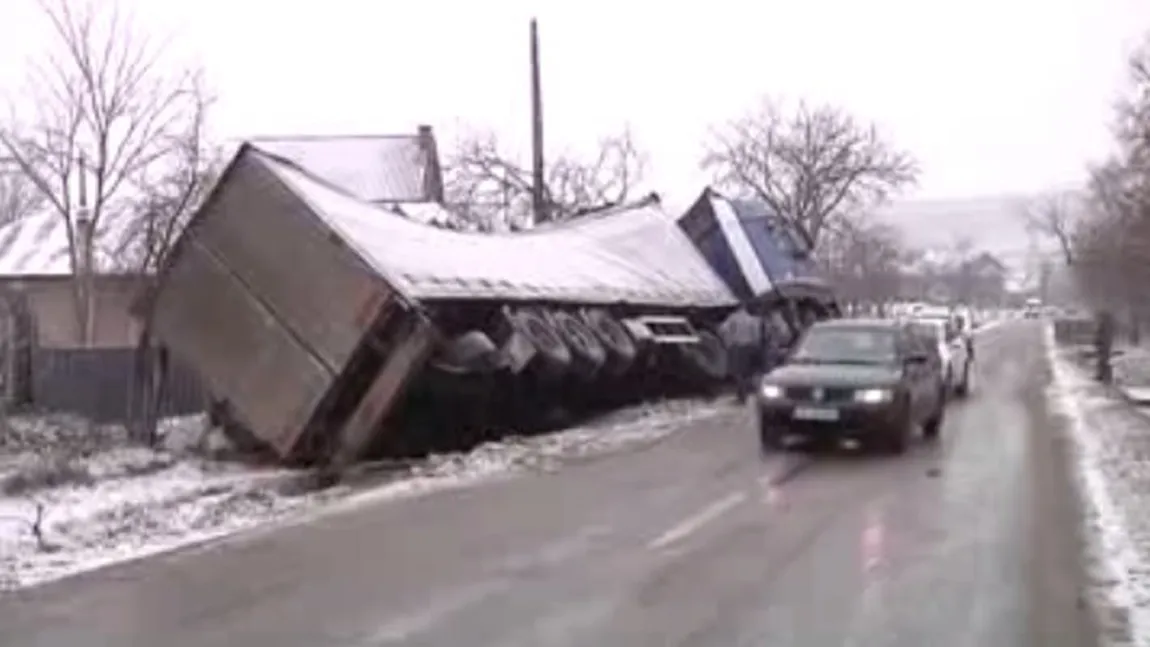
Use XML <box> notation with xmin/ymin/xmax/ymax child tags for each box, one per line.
<box><xmin>793</xmin><ymin>406</ymin><xmax>840</xmax><ymax>422</ymax></box>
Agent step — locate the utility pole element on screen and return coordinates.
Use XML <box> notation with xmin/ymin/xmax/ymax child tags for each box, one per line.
<box><xmin>529</xmin><ymin>18</ymin><xmax>547</xmax><ymax>225</ymax></box>
<box><xmin>76</xmin><ymin>154</ymin><xmax>93</xmax><ymax>346</ymax></box>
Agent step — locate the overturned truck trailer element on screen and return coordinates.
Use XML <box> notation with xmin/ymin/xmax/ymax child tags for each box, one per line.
<box><xmin>140</xmin><ymin>144</ymin><xmax>739</xmax><ymax>466</ymax></box>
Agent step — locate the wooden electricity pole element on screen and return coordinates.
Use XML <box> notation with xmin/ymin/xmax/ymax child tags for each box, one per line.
<box><xmin>529</xmin><ymin>18</ymin><xmax>547</xmax><ymax>225</ymax></box>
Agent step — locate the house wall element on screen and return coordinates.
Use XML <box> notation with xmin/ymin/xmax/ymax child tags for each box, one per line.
<box><xmin>10</xmin><ymin>276</ymin><xmax>140</xmax><ymax>349</ymax></box>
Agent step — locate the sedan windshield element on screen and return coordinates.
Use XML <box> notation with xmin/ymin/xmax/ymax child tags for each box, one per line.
<box><xmin>909</xmin><ymin>321</ymin><xmax>945</xmax><ymax>343</ymax></box>
<box><xmin>790</xmin><ymin>328</ymin><xmax>897</xmax><ymax>365</ymax></box>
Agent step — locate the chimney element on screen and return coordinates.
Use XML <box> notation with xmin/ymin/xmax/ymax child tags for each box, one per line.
<box><xmin>75</xmin><ymin>153</ymin><xmax>92</xmax><ymax>276</ymax></box>
<box><xmin>74</xmin><ymin>213</ymin><xmax>92</xmax><ymax>274</ymax></box>
<box><xmin>416</xmin><ymin>124</ymin><xmax>445</xmax><ymax>203</ymax></box>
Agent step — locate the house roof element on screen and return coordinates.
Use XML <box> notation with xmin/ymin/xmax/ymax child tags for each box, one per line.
<box><xmin>390</xmin><ymin>201</ymin><xmax>458</xmax><ymax>228</ymax></box>
<box><xmin>968</xmin><ymin>252</ymin><xmax>1007</xmax><ymax>271</ymax></box>
<box><xmin>236</xmin><ymin>145</ymin><xmax>736</xmax><ymax>308</ymax></box>
<box><xmin>246</xmin><ymin>132</ymin><xmax>434</xmax><ymax>204</ymax></box>
<box><xmin>0</xmin><ymin>207</ymin><xmax>136</xmax><ymax>278</ymax></box>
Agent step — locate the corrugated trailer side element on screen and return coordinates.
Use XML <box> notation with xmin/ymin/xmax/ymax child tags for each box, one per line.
<box><xmin>150</xmin><ymin>240</ymin><xmax>333</xmax><ymax>457</ymax></box>
<box><xmin>191</xmin><ymin>153</ymin><xmax>389</xmax><ymax>373</ymax></box>
<box><xmin>147</xmin><ymin>147</ymin><xmax>435</xmax><ymax>463</ymax></box>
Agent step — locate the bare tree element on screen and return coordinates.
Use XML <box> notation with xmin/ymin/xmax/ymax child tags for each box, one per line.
<box><xmin>703</xmin><ymin>98</ymin><xmax>919</xmax><ymax>250</ymax></box>
<box><xmin>1020</xmin><ymin>193</ymin><xmax>1081</xmax><ymax>266</ymax></box>
<box><xmin>1068</xmin><ymin>33</ymin><xmax>1150</xmax><ymax>316</ymax></box>
<box><xmin>0</xmin><ymin>0</ymin><xmax>209</xmax><ymax>344</ymax></box>
<box><xmin>1116</xmin><ymin>36</ymin><xmax>1150</xmax><ymax>173</ymax></box>
<box><xmin>0</xmin><ymin>159</ymin><xmax>46</xmax><ymax>225</ymax></box>
<box><xmin>111</xmin><ymin>89</ymin><xmax>220</xmax><ymax>277</ymax></box>
<box><xmin>819</xmin><ymin>217</ymin><xmax>907</xmax><ymax>311</ymax></box>
<box><xmin>444</xmin><ymin>127</ymin><xmax>647</xmax><ymax>230</ymax></box>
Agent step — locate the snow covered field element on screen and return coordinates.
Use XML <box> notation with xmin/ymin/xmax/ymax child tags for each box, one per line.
<box><xmin>1046</xmin><ymin>326</ymin><xmax>1150</xmax><ymax>646</ymax></box>
<box><xmin>0</xmin><ymin>398</ymin><xmax>730</xmax><ymax>591</ymax></box>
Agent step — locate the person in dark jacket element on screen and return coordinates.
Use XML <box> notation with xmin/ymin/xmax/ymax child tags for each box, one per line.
<box><xmin>759</xmin><ymin>310</ymin><xmax>790</xmax><ymax>373</ymax></box>
<box><xmin>1095</xmin><ymin>309</ymin><xmax>1115</xmax><ymax>383</ymax></box>
<box><xmin>720</xmin><ymin>308</ymin><xmax>760</xmax><ymax>402</ymax></box>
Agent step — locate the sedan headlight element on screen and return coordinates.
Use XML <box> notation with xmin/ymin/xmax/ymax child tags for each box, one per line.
<box><xmin>854</xmin><ymin>388</ymin><xmax>893</xmax><ymax>404</ymax></box>
<box><xmin>761</xmin><ymin>383</ymin><xmax>784</xmax><ymax>399</ymax></box>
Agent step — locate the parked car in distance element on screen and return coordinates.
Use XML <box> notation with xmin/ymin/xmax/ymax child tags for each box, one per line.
<box><xmin>757</xmin><ymin>318</ymin><xmax>947</xmax><ymax>455</ymax></box>
<box><xmin>907</xmin><ymin>316</ymin><xmax>973</xmax><ymax>397</ymax></box>
<box><xmin>1024</xmin><ymin>297</ymin><xmax>1042</xmax><ymax>319</ymax></box>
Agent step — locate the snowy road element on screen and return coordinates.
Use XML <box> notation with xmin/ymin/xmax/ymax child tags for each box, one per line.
<box><xmin>0</xmin><ymin>321</ymin><xmax>1099</xmax><ymax>647</ymax></box>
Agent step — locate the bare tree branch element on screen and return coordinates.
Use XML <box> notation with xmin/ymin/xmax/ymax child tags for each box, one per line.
<box><xmin>1065</xmin><ymin>35</ymin><xmax>1150</xmax><ymax>312</ymax></box>
<box><xmin>444</xmin><ymin>127</ymin><xmax>647</xmax><ymax>230</ymax></box>
<box><xmin>0</xmin><ymin>159</ymin><xmax>46</xmax><ymax>224</ymax></box>
<box><xmin>817</xmin><ymin>216</ymin><xmax>908</xmax><ymax>307</ymax></box>
<box><xmin>110</xmin><ymin>77</ymin><xmax>221</xmax><ymax>276</ymax></box>
<box><xmin>1020</xmin><ymin>193</ymin><xmax>1080</xmax><ymax>266</ymax></box>
<box><xmin>0</xmin><ymin>0</ymin><xmax>209</xmax><ymax>343</ymax></box>
<box><xmin>702</xmin><ymin>98</ymin><xmax>919</xmax><ymax>250</ymax></box>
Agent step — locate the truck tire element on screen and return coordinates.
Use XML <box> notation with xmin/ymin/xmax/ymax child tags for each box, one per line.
<box><xmin>679</xmin><ymin>329</ymin><xmax>729</xmax><ymax>382</ymax></box>
<box><xmin>549</xmin><ymin>310</ymin><xmax>607</xmax><ymax>379</ymax></box>
<box><xmin>581</xmin><ymin>308</ymin><xmax>637</xmax><ymax>374</ymax></box>
<box><xmin>504</xmin><ymin>307</ymin><xmax>571</xmax><ymax>377</ymax></box>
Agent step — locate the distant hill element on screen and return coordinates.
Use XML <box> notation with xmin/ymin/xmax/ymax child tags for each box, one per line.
<box><xmin>875</xmin><ymin>195</ymin><xmax>1034</xmax><ymax>258</ymax></box>
<box><xmin>874</xmin><ymin>195</ymin><xmax>1048</xmax><ymax>284</ymax></box>
<box><xmin>672</xmin><ymin>190</ymin><xmax>1051</xmax><ymax>286</ymax></box>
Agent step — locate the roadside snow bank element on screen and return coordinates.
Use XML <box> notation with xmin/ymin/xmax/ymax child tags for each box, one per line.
<box><xmin>1109</xmin><ymin>345</ymin><xmax>1150</xmax><ymax>389</ymax></box>
<box><xmin>0</xmin><ymin>397</ymin><xmax>730</xmax><ymax>591</ymax></box>
<box><xmin>1045</xmin><ymin>325</ymin><xmax>1150</xmax><ymax>646</ymax></box>
<box><xmin>0</xmin><ymin>415</ymin><xmax>304</xmax><ymax>590</ymax></box>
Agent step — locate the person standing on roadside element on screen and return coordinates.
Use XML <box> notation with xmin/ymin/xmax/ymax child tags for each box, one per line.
<box><xmin>1095</xmin><ymin>309</ymin><xmax>1115</xmax><ymax>384</ymax></box>
<box><xmin>760</xmin><ymin>309</ymin><xmax>790</xmax><ymax>374</ymax></box>
<box><xmin>720</xmin><ymin>306</ymin><xmax>762</xmax><ymax>403</ymax></box>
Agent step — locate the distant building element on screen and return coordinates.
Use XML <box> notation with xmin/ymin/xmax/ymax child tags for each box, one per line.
<box><xmin>0</xmin><ymin>207</ymin><xmax>140</xmax><ymax>350</ymax></box>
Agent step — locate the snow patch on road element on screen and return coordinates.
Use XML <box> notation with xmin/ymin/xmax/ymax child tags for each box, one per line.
<box><xmin>1044</xmin><ymin>325</ymin><xmax>1150</xmax><ymax>646</ymax></box>
<box><xmin>0</xmin><ymin>398</ymin><xmax>728</xmax><ymax>592</ymax></box>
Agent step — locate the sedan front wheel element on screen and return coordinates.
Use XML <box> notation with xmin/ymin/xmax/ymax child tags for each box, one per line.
<box><xmin>875</xmin><ymin>412</ymin><xmax>912</xmax><ymax>455</ymax></box>
<box><xmin>759</xmin><ymin>414</ymin><xmax>784</xmax><ymax>455</ymax></box>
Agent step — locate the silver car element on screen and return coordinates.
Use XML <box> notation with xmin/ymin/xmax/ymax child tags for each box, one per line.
<box><xmin>908</xmin><ymin>317</ymin><xmax>973</xmax><ymax>397</ymax></box>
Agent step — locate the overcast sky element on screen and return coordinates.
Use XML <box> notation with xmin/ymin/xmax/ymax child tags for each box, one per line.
<box><xmin>1</xmin><ymin>0</ymin><xmax>1148</xmax><ymax>210</ymax></box>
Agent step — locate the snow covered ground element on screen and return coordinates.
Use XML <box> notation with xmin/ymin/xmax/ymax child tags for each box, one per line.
<box><xmin>0</xmin><ymin>397</ymin><xmax>730</xmax><ymax>591</ymax></box>
<box><xmin>1046</xmin><ymin>326</ymin><xmax>1150</xmax><ymax>646</ymax></box>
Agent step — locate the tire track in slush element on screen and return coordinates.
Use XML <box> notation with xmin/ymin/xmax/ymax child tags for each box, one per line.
<box><xmin>647</xmin><ymin>451</ymin><xmax>815</xmax><ymax>551</ymax></box>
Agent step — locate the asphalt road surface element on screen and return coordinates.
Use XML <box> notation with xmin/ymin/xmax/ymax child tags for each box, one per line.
<box><xmin>0</xmin><ymin>321</ymin><xmax>1099</xmax><ymax>647</ymax></box>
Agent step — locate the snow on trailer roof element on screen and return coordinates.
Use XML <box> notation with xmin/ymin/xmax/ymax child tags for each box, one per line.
<box><xmin>249</xmin><ymin>146</ymin><xmax>737</xmax><ymax>308</ymax></box>
<box><xmin>247</xmin><ymin>133</ymin><xmax>431</xmax><ymax>204</ymax></box>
